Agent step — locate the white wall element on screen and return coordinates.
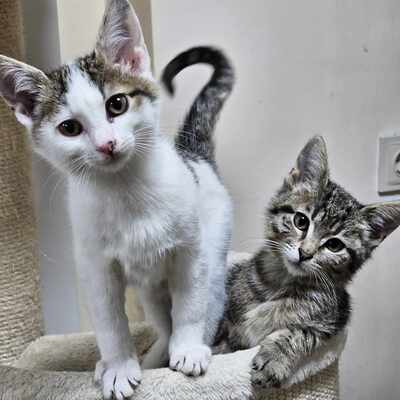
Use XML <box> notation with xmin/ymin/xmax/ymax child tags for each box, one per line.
<box><xmin>150</xmin><ymin>1</ymin><xmax>400</xmax><ymax>399</ymax></box>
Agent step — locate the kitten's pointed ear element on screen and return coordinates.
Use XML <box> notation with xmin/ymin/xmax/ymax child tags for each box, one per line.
<box><xmin>362</xmin><ymin>202</ymin><xmax>400</xmax><ymax>242</ymax></box>
<box><xmin>96</xmin><ymin>0</ymin><xmax>151</xmax><ymax>75</ymax></box>
<box><xmin>0</xmin><ymin>55</ymin><xmax>49</xmax><ymax>128</ymax></box>
<box><xmin>288</xmin><ymin>136</ymin><xmax>329</xmax><ymax>188</ymax></box>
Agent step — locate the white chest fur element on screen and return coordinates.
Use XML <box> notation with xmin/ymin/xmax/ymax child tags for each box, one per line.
<box><xmin>101</xmin><ymin>200</ymin><xmax>179</xmax><ymax>284</ymax></box>
<box><xmin>71</xmin><ymin>185</ymin><xmax>194</xmax><ymax>285</ymax></box>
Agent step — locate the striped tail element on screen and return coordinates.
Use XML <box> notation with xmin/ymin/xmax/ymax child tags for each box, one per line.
<box><xmin>162</xmin><ymin>46</ymin><xmax>235</xmax><ymax>164</ymax></box>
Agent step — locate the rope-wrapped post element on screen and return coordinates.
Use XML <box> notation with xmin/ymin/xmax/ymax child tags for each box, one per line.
<box><xmin>0</xmin><ymin>0</ymin><xmax>43</xmax><ymax>364</ymax></box>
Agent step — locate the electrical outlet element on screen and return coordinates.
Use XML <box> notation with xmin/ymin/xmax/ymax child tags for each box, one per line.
<box><xmin>378</xmin><ymin>133</ymin><xmax>400</xmax><ymax>195</ymax></box>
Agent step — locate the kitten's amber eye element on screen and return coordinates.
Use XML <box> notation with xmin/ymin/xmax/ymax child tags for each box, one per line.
<box><xmin>106</xmin><ymin>94</ymin><xmax>129</xmax><ymax>117</ymax></box>
<box><xmin>293</xmin><ymin>212</ymin><xmax>309</xmax><ymax>231</ymax></box>
<box><xmin>58</xmin><ymin>119</ymin><xmax>83</xmax><ymax>137</ymax></box>
<box><xmin>325</xmin><ymin>238</ymin><xmax>345</xmax><ymax>253</ymax></box>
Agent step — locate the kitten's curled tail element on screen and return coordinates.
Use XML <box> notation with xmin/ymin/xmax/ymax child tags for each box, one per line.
<box><xmin>162</xmin><ymin>46</ymin><xmax>235</xmax><ymax>164</ymax></box>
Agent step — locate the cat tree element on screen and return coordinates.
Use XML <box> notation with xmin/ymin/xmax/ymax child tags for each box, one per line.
<box><xmin>0</xmin><ymin>1</ymin><xmax>344</xmax><ymax>399</ymax></box>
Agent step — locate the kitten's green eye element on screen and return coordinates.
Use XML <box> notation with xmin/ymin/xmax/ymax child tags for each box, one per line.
<box><xmin>325</xmin><ymin>238</ymin><xmax>345</xmax><ymax>253</ymax></box>
<box><xmin>294</xmin><ymin>212</ymin><xmax>309</xmax><ymax>231</ymax></box>
<box><xmin>58</xmin><ymin>119</ymin><xmax>83</xmax><ymax>137</ymax></box>
<box><xmin>106</xmin><ymin>94</ymin><xmax>129</xmax><ymax>117</ymax></box>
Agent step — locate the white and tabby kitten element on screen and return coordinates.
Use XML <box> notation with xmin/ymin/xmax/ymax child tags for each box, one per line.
<box><xmin>0</xmin><ymin>0</ymin><xmax>234</xmax><ymax>398</ymax></box>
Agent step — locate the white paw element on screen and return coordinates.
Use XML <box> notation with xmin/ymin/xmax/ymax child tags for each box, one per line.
<box><xmin>95</xmin><ymin>358</ymin><xmax>142</xmax><ymax>400</ymax></box>
<box><xmin>169</xmin><ymin>344</ymin><xmax>211</xmax><ymax>377</ymax></box>
<box><xmin>141</xmin><ymin>338</ymin><xmax>169</xmax><ymax>369</ymax></box>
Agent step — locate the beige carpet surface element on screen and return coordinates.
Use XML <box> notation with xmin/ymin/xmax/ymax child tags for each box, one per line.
<box><xmin>0</xmin><ymin>322</ymin><xmax>342</xmax><ymax>400</ymax></box>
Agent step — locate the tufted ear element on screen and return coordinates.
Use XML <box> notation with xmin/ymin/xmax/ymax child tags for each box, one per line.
<box><xmin>0</xmin><ymin>55</ymin><xmax>49</xmax><ymax>129</ymax></box>
<box><xmin>286</xmin><ymin>136</ymin><xmax>329</xmax><ymax>189</ymax></box>
<box><xmin>96</xmin><ymin>0</ymin><xmax>151</xmax><ymax>76</ymax></box>
<box><xmin>361</xmin><ymin>202</ymin><xmax>400</xmax><ymax>243</ymax></box>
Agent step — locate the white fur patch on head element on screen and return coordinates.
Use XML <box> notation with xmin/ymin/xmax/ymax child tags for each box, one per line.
<box><xmin>63</xmin><ymin>66</ymin><xmax>107</xmax><ymax>133</ymax></box>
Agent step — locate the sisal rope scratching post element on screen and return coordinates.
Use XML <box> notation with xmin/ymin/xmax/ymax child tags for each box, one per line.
<box><xmin>0</xmin><ymin>0</ymin><xmax>43</xmax><ymax>364</ymax></box>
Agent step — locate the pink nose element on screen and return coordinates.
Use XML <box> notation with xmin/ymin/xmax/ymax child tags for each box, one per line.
<box><xmin>97</xmin><ymin>140</ymin><xmax>116</xmax><ymax>156</ymax></box>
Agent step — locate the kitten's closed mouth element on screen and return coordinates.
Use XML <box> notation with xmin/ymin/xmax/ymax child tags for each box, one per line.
<box><xmin>93</xmin><ymin>151</ymin><xmax>131</xmax><ymax>172</ymax></box>
<box><xmin>284</xmin><ymin>259</ymin><xmax>308</xmax><ymax>276</ymax></box>
<box><xmin>289</xmin><ymin>260</ymin><xmax>304</xmax><ymax>269</ymax></box>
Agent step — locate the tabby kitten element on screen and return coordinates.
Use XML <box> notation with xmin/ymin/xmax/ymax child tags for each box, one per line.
<box><xmin>221</xmin><ymin>136</ymin><xmax>400</xmax><ymax>388</ymax></box>
<box><xmin>0</xmin><ymin>1</ymin><xmax>234</xmax><ymax>399</ymax></box>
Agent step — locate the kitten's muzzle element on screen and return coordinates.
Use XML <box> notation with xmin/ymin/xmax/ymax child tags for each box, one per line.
<box><xmin>96</xmin><ymin>140</ymin><xmax>116</xmax><ymax>157</ymax></box>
